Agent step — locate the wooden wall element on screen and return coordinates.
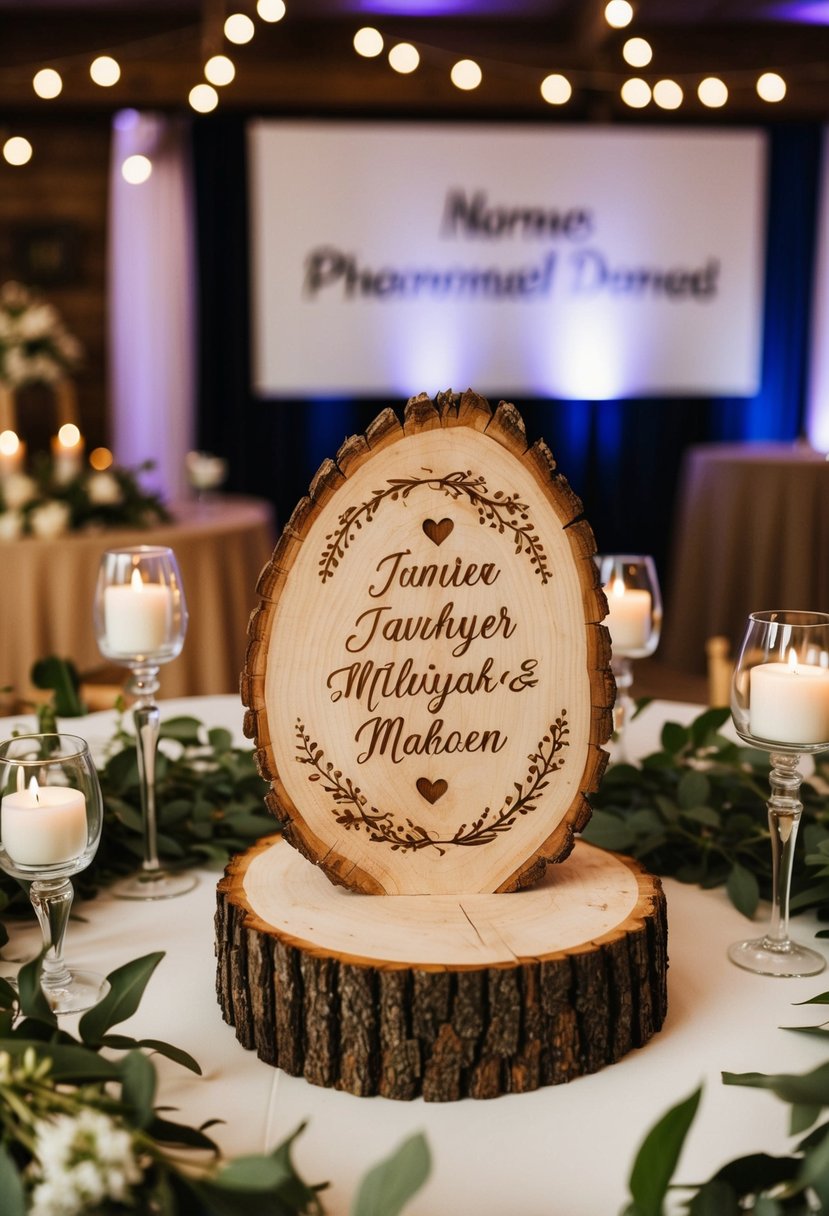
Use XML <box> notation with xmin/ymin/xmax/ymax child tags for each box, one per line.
<box><xmin>0</xmin><ymin>114</ymin><xmax>111</xmax><ymax>456</ymax></box>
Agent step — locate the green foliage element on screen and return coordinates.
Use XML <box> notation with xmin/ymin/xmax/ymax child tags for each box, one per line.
<box><xmin>623</xmin><ymin>1087</ymin><xmax>701</xmax><ymax>1216</ymax></box>
<box><xmin>584</xmin><ymin>705</ymin><xmax>829</xmax><ymax>920</ymax></box>
<box><xmin>350</xmin><ymin>1133</ymin><xmax>431</xmax><ymax>1216</ymax></box>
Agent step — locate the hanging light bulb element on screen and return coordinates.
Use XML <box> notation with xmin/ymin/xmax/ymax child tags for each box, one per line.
<box><xmin>757</xmin><ymin>72</ymin><xmax>786</xmax><ymax>103</ymax></box>
<box><xmin>121</xmin><ymin>154</ymin><xmax>153</xmax><ymax>185</ymax></box>
<box><xmin>698</xmin><ymin>76</ymin><xmax>728</xmax><ymax>107</ymax></box>
<box><xmin>189</xmin><ymin>83</ymin><xmax>219</xmax><ymax>113</ymax></box>
<box><xmin>388</xmin><ymin>43</ymin><xmax>420</xmax><ymax>74</ymax></box>
<box><xmin>620</xmin><ymin>77</ymin><xmax>651</xmax><ymax>108</ymax></box>
<box><xmin>605</xmin><ymin>1</ymin><xmax>633</xmax><ymax>29</ymax></box>
<box><xmin>224</xmin><ymin>13</ymin><xmax>255</xmax><ymax>44</ymax></box>
<box><xmin>257</xmin><ymin>0</ymin><xmax>286</xmax><ymax>20</ymax></box>
<box><xmin>90</xmin><ymin>56</ymin><xmax>121</xmax><ymax>87</ymax></box>
<box><xmin>622</xmin><ymin>37</ymin><xmax>652</xmax><ymax>68</ymax></box>
<box><xmin>540</xmin><ymin>74</ymin><xmax>572</xmax><ymax>105</ymax></box>
<box><xmin>450</xmin><ymin>58</ymin><xmax>482</xmax><ymax>90</ymax></box>
<box><xmin>33</xmin><ymin>68</ymin><xmax>62</xmax><ymax>99</ymax></box>
<box><xmin>3</xmin><ymin>136</ymin><xmax>33</xmax><ymax>166</ymax></box>
<box><xmin>205</xmin><ymin>55</ymin><xmax>236</xmax><ymax>86</ymax></box>
<box><xmin>653</xmin><ymin>79</ymin><xmax>683</xmax><ymax>110</ymax></box>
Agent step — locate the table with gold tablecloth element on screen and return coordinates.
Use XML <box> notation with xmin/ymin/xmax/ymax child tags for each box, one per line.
<box><xmin>662</xmin><ymin>443</ymin><xmax>829</xmax><ymax>675</ymax></box>
<box><xmin>0</xmin><ymin>495</ymin><xmax>275</xmax><ymax>700</ymax></box>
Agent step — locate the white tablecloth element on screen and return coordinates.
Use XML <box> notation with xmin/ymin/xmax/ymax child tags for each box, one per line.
<box><xmin>2</xmin><ymin>697</ymin><xmax>826</xmax><ymax>1215</ymax></box>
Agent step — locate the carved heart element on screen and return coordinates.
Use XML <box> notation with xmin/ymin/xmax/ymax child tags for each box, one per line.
<box><xmin>422</xmin><ymin>518</ymin><xmax>454</xmax><ymax>546</ymax></box>
<box><xmin>416</xmin><ymin>777</ymin><xmax>448</xmax><ymax>804</ymax></box>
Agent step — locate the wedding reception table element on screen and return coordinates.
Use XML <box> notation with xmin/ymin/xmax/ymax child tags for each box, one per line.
<box><xmin>0</xmin><ymin>496</ymin><xmax>274</xmax><ymax>703</ymax></box>
<box><xmin>2</xmin><ymin>695</ymin><xmax>827</xmax><ymax>1216</ymax></box>
<box><xmin>662</xmin><ymin>442</ymin><xmax>829</xmax><ymax>674</ymax></box>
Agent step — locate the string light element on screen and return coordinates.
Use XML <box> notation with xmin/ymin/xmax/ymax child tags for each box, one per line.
<box><xmin>89</xmin><ymin>447</ymin><xmax>113</xmax><ymax>471</ymax></box>
<box><xmin>354</xmin><ymin>27</ymin><xmax>384</xmax><ymax>58</ymax></box>
<box><xmin>388</xmin><ymin>43</ymin><xmax>419</xmax><ymax>74</ymax></box>
<box><xmin>622</xmin><ymin>37</ymin><xmax>652</xmax><ymax>68</ymax></box>
<box><xmin>189</xmin><ymin>83</ymin><xmax>219</xmax><ymax>112</ymax></box>
<box><xmin>32</xmin><ymin>68</ymin><xmax>62</xmax><ymax>99</ymax></box>
<box><xmin>0</xmin><ymin>431</ymin><xmax>21</xmax><ymax>456</ymax></box>
<box><xmin>257</xmin><ymin>0</ymin><xmax>286</xmax><ymax>20</ymax></box>
<box><xmin>90</xmin><ymin>56</ymin><xmax>121</xmax><ymax>87</ymax></box>
<box><xmin>605</xmin><ymin>1</ymin><xmax>634</xmax><ymax>30</ymax></box>
<box><xmin>621</xmin><ymin>77</ymin><xmax>651</xmax><ymax>107</ymax></box>
<box><xmin>3</xmin><ymin>136</ymin><xmax>33</xmax><ymax>166</ymax></box>
<box><xmin>451</xmin><ymin>58</ymin><xmax>482</xmax><ymax>90</ymax></box>
<box><xmin>121</xmin><ymin>154</ymin><xmax>152</xmax><ymax>184</ymax></box>
<box><xmin>540</xmin><ymin>73</ymin><xmax>572</xmax><ymax>105</ymax></box>
<box><xmin>698</xmin><ymin>76</ymin><xmax>728</xmax><ymax>107</ymax></box>
<box><xmin>653</xmin><ymin>79</ymin><xmax>683</xmax><ymax>109</ymax></box>
<box><xmin>757</xmin><ymin>71</ymin><xmax>786</xmax><ymax>102</ymax></box>
<box><xmin>205</xmin><ymin>55</ymin><xmax>236</xmax><ymax>86</ymax></box>
<box><xmin>224</xmin><ymin>14</ymin><xmax>255</xmax><ymax>45</ymax></box>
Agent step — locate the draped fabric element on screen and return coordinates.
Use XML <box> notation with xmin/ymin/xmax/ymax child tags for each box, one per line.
<box><xmin>108</xmin><ymin>111</ymin><xmax>196</xmax><ymax>501</ymax></box>
<box><xmin>192</xmin><ymin>117</ymin><xmax>820</xmax><ymax>583</ymax></box>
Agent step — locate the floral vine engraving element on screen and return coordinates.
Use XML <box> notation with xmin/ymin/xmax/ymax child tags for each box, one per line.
<box><xmin>294</xmin><ymin>714</ymin><xmax>570</xmax><ymax>855</ymax></box>
<box><xmin>318</xmin><ymin>470</ymin><xmax>550</xmax><ymax>585</ymax></box>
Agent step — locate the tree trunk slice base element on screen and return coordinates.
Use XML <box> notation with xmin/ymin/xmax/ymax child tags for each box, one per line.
<box><xmin>215</xmin><ymin>835</ymin><xmax>668</xmax><ymax>1101</ymax></box>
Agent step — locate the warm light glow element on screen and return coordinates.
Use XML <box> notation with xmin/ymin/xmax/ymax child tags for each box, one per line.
<box><xmin>611</xmin><ymin>575</ymin><xmax>626</xmax><ymax>598</ymax></box>
<box><xmin>0</xmin><ymin>430</ymin><xmax>20</xmax><ymax>456</ymax></box>
<box><xmin>450</xmin><ymin>58</ymin><xmax>482</xmax><ymax>90</ymax></box>
<box><xmin>3</xmin><ymin>137</ymin><xmax>33</xmax><ymax>166</ymax></box>
<box><xmin>757</xmin><ymin>71</ymin><xmax>786</xmax><ymax>102</ymax></box>
<box><xmin>33</xmin><ymin>68</ymin><xmax>62</xmax><ymax>99</ymax></box>
<box><xmin>89</xmin><ymin>447</ymin><xmax>113</xmax><ymax>471</ymax></box>
<box><xmin>389</xmin><ymin>42</ymin><xmax>420</xmax><ymax>74</ymax></box>
<box><xmin>622</xmin><ymin>37</ymin><xmax>652</xmax><ymax>67</ymax></box>
<box><xmin>353</xmin><ymin>26</ymin><xmax>384</xmax><ymax>57</ymax></box>
<box><xmin>57</xmin><ymin>424</ymin><xmax>81</xmax><ymax>449</ymax></box>
<box><xmin>90</xmin><ymin>56</ymin><xmax>121</xmax><ymax>87</ymax></box>
<box><xmin>621</xmin><ymin>77</ymin><xmax>651</xmax><ymax>108</ymax></box>
<box><xmin>698</xmin><ymin>76</ymin><xmax>728</xmax><ymax>107</ymax></box>
<box><xmin>121</xmin><ymin>154</ymin><xmax>152</xmax><ymax>185</ymax></box>
<box><xmin>540</xmin><ymin>73</ymin><xmax>572</xmax><ymax>105</ymax></box>
<box><xmin>224</xmin><ymin>13</ymin><xmax>255</xmax><ymax>44</ymax></box>
<box><xmin>605</xmin><ymin>0</ymin><xmax>633</xmax><ymax>29</ymax></box>
<box><xmin>788</xmin><ymin>647</ymin><xmax>799</xmax><ymax>674</ymax></box>
<box><xmin>130</xmin><ymin>568</ymin><xmax>144</xmax><ymax>592</ymax></box>
<box><xmin>257</xmin><ymin>0</ymin><xmax>286</xmax><ymax>20</ymax></box>
<box><xmin>205</xmin><ymin>54</ymin><xmax>236</xmax><ymax>86</ymax></box>
<box><xmin>653</xmin><ymin>78</ymin><xmax>683</xmax><ymax>109</ymax></box>
<box><xmin>28</xmin><ymin>776</ymin><xmax>39</xmax><ymax>800</ymax></box>
<box><xmin>189</xmin><ymin>83</ymin><xmax>219</xmax><ymax>113</ymax></box>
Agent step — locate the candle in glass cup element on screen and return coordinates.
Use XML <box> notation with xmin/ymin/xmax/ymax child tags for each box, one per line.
<box><xmin>103</xmin><ymin>567</ymin><xmax>172</xmax><ymax>655</ymax></box>
<box><xmin>1</xmin><ymin>776</ymin><xmax>87</xmax><ymax>865</ymax></box>
<box><xmin>604</xmin><ymin>577</ymin><xmax>652</xmax><ymax>652</ymax></box>
<box><xmin>750</xmin><ymin>649</ymin><xmax>829</xmax><ymax>745</ymax></box>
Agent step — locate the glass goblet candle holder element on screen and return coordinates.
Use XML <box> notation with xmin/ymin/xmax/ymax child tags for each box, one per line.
<box><xmin>595</xmin><ymin>554</ymin><xmax>663</xmax><ymax>760</ymax></box>
<box><xmin>728</xmin><ymin>609</ymin><xmax>829</xmax><ymax>977</ymax></box>
<box><xmin>93</xmin><ymin>545</ymin><xmax>195</xmax><ymax>900</ymax></box>
<box><xmin>0</xmin><ymin>734</ymin><xmax>110</xmax><ymax>1014</ymax></box>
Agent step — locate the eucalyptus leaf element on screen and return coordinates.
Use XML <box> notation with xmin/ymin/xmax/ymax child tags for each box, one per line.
<box><xmin>79</xmin><ymin>951</ymin><xmax>165</xmax><ymax>1043</ymax></box>
<box><xmin>100</xmin><ymin>1032</ymin><xmax>201</xmax><ymax>1074</ymax></box>
<box><xmin>727</xmin><ymin>862</ymin><xmax>760</xmax><ymax>920</ymax></box>
<box><xmin>627</xmin><ymin>1086</ymin><xmax>702</xmax><ymax>1216</ymax></box>
<box><xmin>119</xmin><ymin>1048</ymin><xmax>158</xmax><ymax>1129</ymax></box>
<box><xmin>724</xmin><ymin>1062</ymin><xmax>829</xmax><ymax>1107</ymax></box>
<box><xmin>661</xmin><ymin>721</ymin><xmax>690</xmax><ymax>755</ymax></box>
<box><xmin>0</xmin><ymin>1140</ymin><xmax>26</xmax><ymax>1216</ymax></box>
<box><xmin>16</xmin><ymin>951</ymin><xmax>56</xmax><ymax>1027</ymax></box>
<box><xmin>687</xmin><ymin>1178</ymin><xmax>738</xmax><ymax>1214</ymax></box>
<box><xmin>350</xmin><ymin>1132</ymin><xmax>431</xmax><ymax>1216</ymax></box>
<box><xmin>1</xmin><ymin>1039</ymin><xmax>120</xmax><ymax>1082</ymax></box>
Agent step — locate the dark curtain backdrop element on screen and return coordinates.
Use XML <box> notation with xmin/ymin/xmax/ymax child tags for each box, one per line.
<box><xmin>193</xmin><ymin>118</ymin><xmax>820</xmax><ymax>599</ymax></box>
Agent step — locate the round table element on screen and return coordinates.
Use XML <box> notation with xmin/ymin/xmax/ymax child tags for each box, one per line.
<box><xmin>662</xmin><ymin>443</ymin><xmax>829</xmax><ymax>674</ymax></box>
<box><xmin>0</xmin><ymin>495</ymin><xmax>275</xmax><ymax>702</ymax></box>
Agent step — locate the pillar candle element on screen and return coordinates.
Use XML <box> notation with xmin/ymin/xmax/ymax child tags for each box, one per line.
<box><xmin>103</xmin><ymin>567</ymin><xmax>172</xmax><ymax>655</ymax></box>
<box><xmin>604</xmin><ymin>580</ymin><xmax>652</xmax><ymax>652</ymax></box>
<box><xmin>1</xmin><ymin>778</ymin><xmax>87</xmax><ymax>866</ymax></box>
<box><xmin>750</xmin><ymin>652</ymin><xmax>829</xmax><ymax>745</ymax></box>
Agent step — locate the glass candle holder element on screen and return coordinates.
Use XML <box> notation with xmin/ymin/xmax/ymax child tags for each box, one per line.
<box><xmin>93</xmin><ymin>545</ymin><xmax>195</xmax><ymax>900</ymax></box>
<box><xmin>729</xmin><ymin>609</ymin><xmax>829</xmax><ymax>977</ymax></box>
<box><xmin>0</xmin><ymin>734</ymin><xmax>109</xmax><ymax>1013</ymax></box>
<box><xmin>595</xmin><ymin>554</ymin><xmax>663</xmax><ymax>761</ymax></box>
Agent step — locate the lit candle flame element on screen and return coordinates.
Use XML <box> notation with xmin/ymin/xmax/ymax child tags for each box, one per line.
<box><xmin>28</xmin><ymin>776</ymin><xmax>39</xmax><ymax>802</ymax></box>
<box><xmin>130</xmin><ymin>567</ymin><xmax>144</xmax><ymax>592</ymax></box>
<box><xmin>787</xmin><ymin>647</ymin><xmax>799</xmax><ymax>675</ymax></box>
<box><xmin>611</xmin><ymin>575</ymin><xmax>626</xmax><ymax>598</ymax></box>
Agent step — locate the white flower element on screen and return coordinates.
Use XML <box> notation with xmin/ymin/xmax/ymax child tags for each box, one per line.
<box><xmin>0</xmin><ymin>280</ymin><xmax>82</xmax><ymax>387</ymax></box>
<box><xmin>2</xmin><ymin>472</ymin><xmax>36</xmax><ymax>510</ymax></box>
<box><xmin>86</xmin><ymin>471</ymin><xmax>122</xmax><ymax>506</ymax></box>
<box><xmin>0</xmin><ymin>510</ymin><xmax>23</xmax><ymax>540</ymax></box>
<box><xmin>30</xmin><ymin>500</ymin><xmax>70</xmax><ymax>540</ymax></box>
<box><xmin>29</xmin><ymin>1109</ymin><xmax>144</xmax><ymax>1216</ymax></box>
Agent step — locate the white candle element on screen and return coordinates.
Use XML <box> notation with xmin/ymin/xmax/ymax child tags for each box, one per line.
<box><xmin>51</xmin><ymin>424</ymin><xmax>84</xmax><ymax>485</ymax></box>
<box><xmin>750</xmin><ymin>650</ymin><xmax>829</xmax><ymax>745</ymax></box>
<box><xmin>604</xmin><ymin>578</ymin><xmax>652</xmax><ymax>652</ymax></box>
<box><xmin>2</xmin><ymin>776</ymin><xmax>87</xmax><ymax>866</ymax></box>
<box><xmin>104</xmin><ymin>567</ymin><xmax>172</xmax><ymax>655</ymax></box>
<box><xmin>0</xmin><ymin>430</ymin><xmax>25</xmax><ymax>479</ymax></box>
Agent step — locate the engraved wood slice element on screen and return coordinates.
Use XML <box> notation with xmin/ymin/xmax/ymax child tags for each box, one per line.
<box><xmin>215</xmin><ymin>835</ymin><xmax>668</xmax><ymax>1101</ymax></box>
<box><xmin>242</xmin><ymin>391</ymin><xmax>614</xmax><ymax>894</ymax></box>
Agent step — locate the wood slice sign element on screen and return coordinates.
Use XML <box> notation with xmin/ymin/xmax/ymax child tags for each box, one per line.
<box><xmin>242</xmin><ymin>392</ymin><xmax>614</xmax><ymax>895</ymax></box>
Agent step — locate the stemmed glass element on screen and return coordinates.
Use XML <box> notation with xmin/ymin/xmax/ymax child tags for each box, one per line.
<box><xmin>596</xmin><ymin>554</ymin><xmax>663</xmax><ymax>761</ymax></box>
<box><xmin>729</xmin><ymin>610</ymin><xmax>829</xmax><ymax>977</ymax></box>
<box><xmin>93</xmin><ymin>545</ymin><xmax>195</xmax><ymax>900</ymax></box>
<box><xmin>0</xmin><ymin>734</ymin><xmax>110</xmax><ymax>1013</ymax></box>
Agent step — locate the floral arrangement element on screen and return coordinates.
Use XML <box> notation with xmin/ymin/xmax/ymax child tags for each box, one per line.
<box><xmin>0</xmin><ymin>459</ymin><xmax>169</xmax><ymax>541</ymax></box>
<box><xmin>0</xmin><ymin>281</ymin><xmax>82</xmax><ymax>388</ymax></box>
